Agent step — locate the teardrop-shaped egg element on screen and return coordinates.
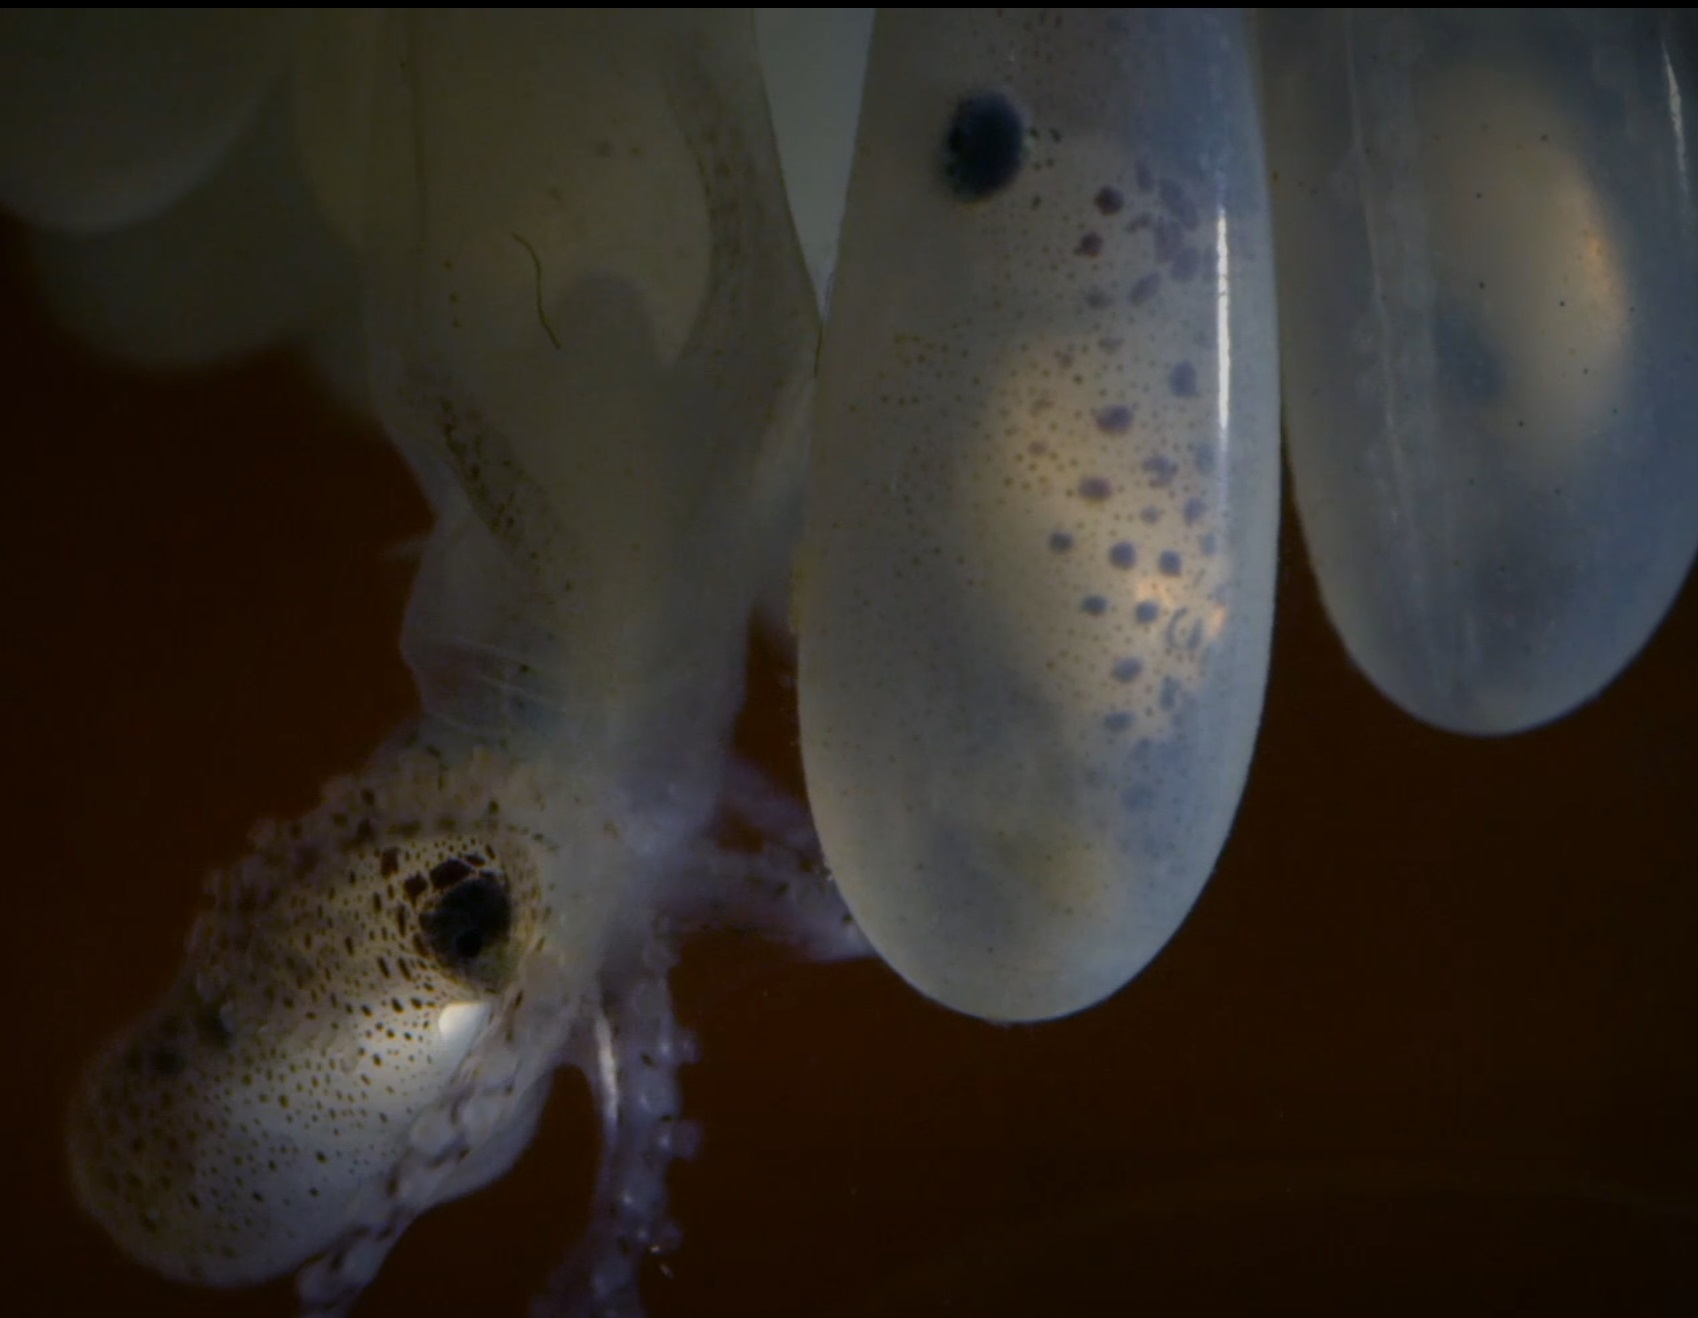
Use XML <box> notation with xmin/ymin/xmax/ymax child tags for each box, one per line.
<box><xmin>22</xmin><ymin>92</ymin><xmax>358</xmax><ymax>371</ymax></box>
<box><xmin>798</xmin><ymin>10</ymin><xmax>1281</xmax><ymax>1022</ymax></box>
<box><xmin>0</xmin><ymin>9</ymin><xmax>300</xmax><ymax>233</ymax></box>
<box><xmin>1262</xmin><ymin>9</ymin><xmax>1698</xmax><ymax>734</ymax></box>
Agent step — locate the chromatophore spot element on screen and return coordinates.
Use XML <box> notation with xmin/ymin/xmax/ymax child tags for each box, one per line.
<box><xmin>1262</xmin><ymin>9</ymin><xmax>1698</xmax><ymax>734</ymax></box>
<box><xmin>799</xmin><ymin>10</ymin><xmax>1281</xmax><ymax>1023</ymax></box>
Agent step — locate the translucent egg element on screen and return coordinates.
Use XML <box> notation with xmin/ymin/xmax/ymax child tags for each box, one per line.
<box><xmin>21</xmin><ymin>93</ymin><xmax>359</xmax><ymax>371</ymax></box>
<box><xmin>798</xmin><ymin>10</ymin><xmax>1281</xmax><ymax>1023</ymax></box>
<box><xmin>0</xmin><ymin>9</ymin><xmax>300</xmax><ymax>233</ymax></box>
<box><xmin>1262</xmin><ymin>9</ymin><xmax>1698</xmax><ymax>734</ymax></box>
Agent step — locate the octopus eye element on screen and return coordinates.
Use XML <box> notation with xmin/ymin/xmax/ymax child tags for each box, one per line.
<box><xmin>942</xmin><ymin>91</ymin><xmax>1025</xmax><ymax>201</ymax></box>
<box><xmin>421</xmin><ymin>873</ymin><xmax>514</xmax><ymax>987</ymax></box>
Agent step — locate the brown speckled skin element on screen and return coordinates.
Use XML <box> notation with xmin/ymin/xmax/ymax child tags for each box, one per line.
<box><xmin>6</xmin><ymin>218</ymin><xmax>1697</xmax><ymax>1317</ymax></box>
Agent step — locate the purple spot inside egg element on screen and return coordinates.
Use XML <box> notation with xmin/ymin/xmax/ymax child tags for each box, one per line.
<box><xmin>1094</xmin><ymin>404</ymin><xmax>1134</xmax><ymax>434</ymax></box>
<box><xmin>1158</xmin><ymin>177</ymin><xmax>1200</xmax><ymax>229</ymax></box>
<box><xmin>1154</xmin><ymin>218</ymin><xmax>1183</xmax><ymax>262</ymax></box>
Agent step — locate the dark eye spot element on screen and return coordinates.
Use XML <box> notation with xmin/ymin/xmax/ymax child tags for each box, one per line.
<box><xmin>943</xmin><ymin>92</ymin><xmax>1026</xmax><ymax>201</ymax></box>
<box><xmin>429</xmin><ymin>857</ymin><xmax>474</xmax><ymax>890</ymax></box>
<box><xmin>421</xmin><ymin>876</ymin><xmax>513</xmax><ymax>987</ymax></box>
<box><xmin>1433</xmin><ymin>297</ymin><xmax>1505</xmax><ymax>406</ymax></box>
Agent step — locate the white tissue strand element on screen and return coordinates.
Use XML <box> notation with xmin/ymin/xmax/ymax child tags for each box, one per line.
<box><xmin>66</xmin><ymin>747</ymin><xmax>581</xmax><ymax>1287</ymax></box>
<box><xmin>799</xmin><ymin>10</ymin><xmax>1280</xmax><ymax>1022</ymax></box>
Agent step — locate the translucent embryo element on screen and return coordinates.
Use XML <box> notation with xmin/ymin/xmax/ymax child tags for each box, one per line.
<box><xmin>799</xmin><ymin>10</ymin><xmax>1280</xmax><ymax>1022</ymax></box>
<box><xmin>1262</xmin><ymin>9</ymin><xmax>1698</xmax><ymax>734</ymax></box>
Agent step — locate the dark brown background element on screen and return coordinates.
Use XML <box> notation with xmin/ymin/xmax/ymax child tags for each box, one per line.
<box><xmin>5</xmin><ymin>223</ymin><xmax>1695</xmax><ymax>1316</ymax></box>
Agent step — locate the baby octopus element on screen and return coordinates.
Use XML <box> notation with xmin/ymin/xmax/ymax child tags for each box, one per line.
<box><xmin>67</xmin><ymin>11</ymin><xmax>861</xmax><ymax>1318</ymax></box>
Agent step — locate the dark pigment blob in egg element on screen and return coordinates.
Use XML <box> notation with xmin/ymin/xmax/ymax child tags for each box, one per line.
<box><xmin>942</xmin><ymin>92</ymin><xmax>1026</xmax><ymax>201</ymax></box>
